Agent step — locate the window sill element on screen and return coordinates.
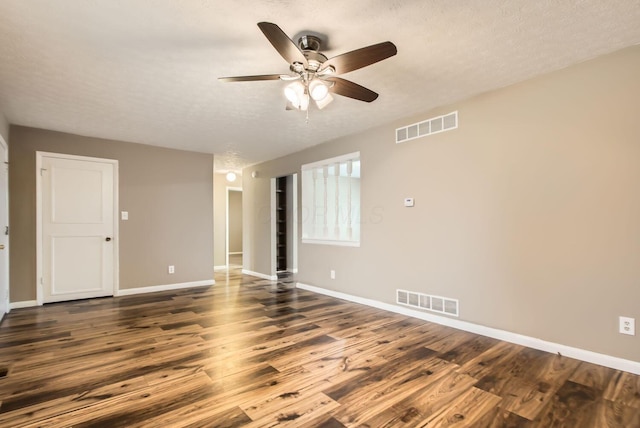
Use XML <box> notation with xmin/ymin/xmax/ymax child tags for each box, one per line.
<box><xmin>302</xmin><ymin>238</ymin><xmax>360</xmax><ymax>247</ymax></box>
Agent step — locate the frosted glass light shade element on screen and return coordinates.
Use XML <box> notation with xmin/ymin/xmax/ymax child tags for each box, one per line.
<box><xmin>315</xmin><ymin>93</ymin><xmax>334</xmax><ymax>110</ymax></box>
<box><xmin>284</xmin><ymin>81</ymin><xmax>306</xmax><ymax>108</ymax></box>
<box><xmin>284</xmin><ymin>84</ymin><xmax>299</xmax><ymax>104</ymax></box>
<box><xmin>309</xmin><ymin>80</ymin><xmax>329</xmax><ymax>101</ymax></box>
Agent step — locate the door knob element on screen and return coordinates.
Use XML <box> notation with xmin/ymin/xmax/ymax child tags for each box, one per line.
<box><xmin>0</xmin><ymin>244</ymin><xmax>4</xmax><ymax>250</ymax></box>
<box><xmin>105</xmin><ymin>237</ymin><xmax>112</xmax><ymax>242</ymax></box>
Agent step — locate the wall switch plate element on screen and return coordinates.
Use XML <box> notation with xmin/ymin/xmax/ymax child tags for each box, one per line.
<box><xmin>404</xmin><ymin>198</ymin><xmax>415</xmax><ymax>207</ymax></box>
<box><xmin>330</xmin><ymin>270</ymin><xmax>336</xmax><ymax>280</ymax></box>
<box><xmin>121</xmin><ymin>211</ymin><xmax>128</xmax><ymax>220</ymax></box>
<box><xmin>619</xmin><ymin>316</ymin><xmax>635</xmax><ymax>335</ymax></box>
<box><xmin>168</xmin><ymin>265</ymin><xmax>175</xmax><ymax>274</ymax></box>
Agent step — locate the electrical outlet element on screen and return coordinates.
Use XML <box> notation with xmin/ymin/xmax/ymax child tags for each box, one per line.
<box><xmin>330</xmin><ymin>270</ymin><xmax>336</xmax><ymax>280</ymax></box>
<box><xmin>168</xmin><ymin>265</ymin><xmax>175</xmax><ymax>274</ymax></box>
<box><xmin>619</xmin><ymin>316</ymin><xmax>635</xmax><ymax>336</ymax></box>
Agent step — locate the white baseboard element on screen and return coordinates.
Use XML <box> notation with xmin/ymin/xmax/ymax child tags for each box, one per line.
<box><xmin>116</xmin><ymin>280</ymin><xmax>214</xmax><ymax>297</ymax></box>
<box><xmin>10</xmin><ymin>300</ymin><xmax>38</xmax><ymax>309</ymax></box>
<box><xmin>228</xmin><ymin>252</ymin><xmax>243</xmax><ymax>255</ymax></box>
<box><xmin>9</xmin><ymin>281</ymin><xmax>216</xmax><ymax>308</ymax></box>
<box><xmin>214</xmin><ymin>265</ymin><xmax>227</xmax><ymax>271</ymax></box>
<box><xmin>242</xmin><ymin>269</ymin><xmax>277</xmax><ymax>281</ymax></box>
<box><xmin>296</xmin><ymin>282</ymin><xmax>640</xmax><ymax>376</ymax></box>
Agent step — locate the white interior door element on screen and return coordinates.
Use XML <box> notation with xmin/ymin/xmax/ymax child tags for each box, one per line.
<box><xmin>0</xmin><ymin>137</ymin><xmax>9</xmax><ymax>316</ymax></box>
<box><xmin>40</xmin><ymin>154</ymin><xmax>116</xmax><ymax>303</ymax></box>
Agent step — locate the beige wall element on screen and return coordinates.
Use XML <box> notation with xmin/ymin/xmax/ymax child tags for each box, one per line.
<box><xmin>0</xmin><ymin>112</ymin><xmax>8</xmax><ymax>142</ymax></box>
<box><xmin>228</xmin><ymin>190</ymin><xmax>243</xmax><ymax>253</ymax></box>
<box><xmin>243</xmin><ymin>46</ymin><xmax>640</xmax><ymax>362</ymax></box>
<box><xmin>9</xmin><ymin>126</ymin><xmax>214</xmax><ymax>301</ymax></box>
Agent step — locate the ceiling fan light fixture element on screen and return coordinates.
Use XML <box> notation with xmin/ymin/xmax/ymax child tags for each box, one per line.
<box><xmin>309</xmin><ymin>79</ymin><xmax>329</xmax><ymax>101</ymax></box>
<box><xmin>299</xmin><ymin>87</ymin><xmax>310</xmax><ymax>111</ymax></box>
<box><xmin>284</xmin><ymin>82</ymin><xmax>302</xmax><ymax>105</ymax></box>
<box><xmin>315</xmin><ymin>92</ymin><xmax>334</xmax><ymax>110</ymax></box>
<box><xmin>284</xmin><ymin>81</ymin><xmax>310</xmax><ymax>110</ymax></box>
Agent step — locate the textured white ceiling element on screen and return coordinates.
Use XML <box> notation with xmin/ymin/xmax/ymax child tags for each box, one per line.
<box><xmin>1</xmin><ymin>0</ymin><xmax>640</xmax><ymax>172</ymax></box>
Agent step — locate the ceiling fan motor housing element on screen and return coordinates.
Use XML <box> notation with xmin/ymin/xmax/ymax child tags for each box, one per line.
<box><xmin>289</xmin><ymin>35</ymin><xmax>328</xmax><ymax>73</ymax></box>
<box><xmin>298</xmin><ymin>35</ymin><xmax>322</xmax><ymax>52</ymax></box>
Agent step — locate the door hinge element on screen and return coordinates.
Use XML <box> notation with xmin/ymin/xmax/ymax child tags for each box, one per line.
<box><xmin>40</xmin><ymin>277</ymin><xmax>43</xmax><ymax>285</ymax></box>
<box><xmin>4</xmin><ymin>226</ymin><xmax>7</xmax><ymax>235</ymax></box>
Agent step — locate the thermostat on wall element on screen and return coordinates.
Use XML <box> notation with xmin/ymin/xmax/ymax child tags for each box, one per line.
<box><xmin>404</xmin><ymin>198</ymin><xmax>415</xmax><ymax>207</ymax></box>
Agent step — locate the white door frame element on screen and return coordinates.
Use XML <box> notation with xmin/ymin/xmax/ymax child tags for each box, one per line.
<box><xmin>0</xmin><ymin>135</ymin><xmax>9</xmax><ymax>315</ymax></box>
<box><xmin>290</xmin><ymin>174</ymin><xmax>298</xmax><ymax>274</ymax></box>
<box><xmin>225</xmin><ymin>186</ymin><xmax>242</xmax><ymax>267</ymax></box>
<box><xmin>36</xmin><ymin>151</ymin><xmax>119</xmax><ymax>305</ymax></box>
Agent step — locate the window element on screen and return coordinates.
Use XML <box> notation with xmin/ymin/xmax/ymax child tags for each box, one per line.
<box><xmin>301</xmin><ymin>152</ymin><xmax>360</xmax><ymax>246</ymax></box>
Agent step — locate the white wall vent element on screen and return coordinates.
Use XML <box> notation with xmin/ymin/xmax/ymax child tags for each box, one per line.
<box><xmin>396</xmin><ymin>289</ymin><xmax>459</xmax><ymax>317</ymax></box>
<box><xmin>396</xmin><ymin>111</ymin><xmax>458</xmax><ymax>144</ymax></box>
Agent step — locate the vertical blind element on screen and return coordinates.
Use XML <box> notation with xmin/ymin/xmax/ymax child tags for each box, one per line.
<box><xmin>301</xmin><ymin>152</ymin><xmax>360</xmax><ymax>245</ymax></box>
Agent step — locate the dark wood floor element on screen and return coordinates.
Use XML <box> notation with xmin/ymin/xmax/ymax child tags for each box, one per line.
<box><xmin>1</xmin><ymin>270</ymin><xmax>639</xmax><ymax>427</ymax></box>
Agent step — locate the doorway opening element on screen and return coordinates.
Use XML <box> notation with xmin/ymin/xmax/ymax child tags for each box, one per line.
<box><xmin>271</xmin><ymin>174</ymin><xmax>298</xmax><ymax>276</ymax></box>
<box><xmin>226</xmin><ymin>187</ymin><xmax>242</xmax><ymax>268</ymax></box>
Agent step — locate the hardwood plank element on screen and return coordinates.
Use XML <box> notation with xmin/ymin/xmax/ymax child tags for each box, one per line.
<box><xmin>419</xmin><ymin>386</ymin><xmax>502</xmax><ymax>427</ymax></box>
<box><xmin>423</xmin><ymin>329</ymin><xmax>478</xmax><ymax>353</ymax></box>
<box><xmin>245</xmin><ymin>392</ymin><xmax>339</xmax><ymax>427</ymax></box>
<box><xmin>20</xmin><ymin>372</ymin><xmax>214</xmax><ymax>428</ymax></box>
<box><xmin>180</xmin><ymin>406</ymin><xmax>252</xmax><ymax>428</ymax></box>
<box><xmin>0</xmin><ymin>376</ymin><xmax>149</xmax><ymax>427</ymax></box>
<box><xmin>456</xmin><ymin>340</ymin><xmax>524</xmax><ymax>380</ymax></box>
<box><xmin>533</xmin><ymin>380</ymin><xmax>600</xmax><ymax>427</ymax></box>
<box><xmin>603</xmin><ymin>370</ymin><xmax>640</xmax><ymax>409</ymax></box>
<box><xmin>331</xmin><ymin>358</ymin><xmax>462</xmax><ymax>426</ymax></box>
<box><xmin>474</xmin><ymin>348</ymin><xmax>580</xmax><ymax>420</ymax></box>
<box><xmin>474</xmin><ymin>407</ymin><xmax>534</xmax><ymax>427</ymax></box>
<box><xmin>242</xmin><ymin>351</ymin><xmax>385</xmax><ymax>422</ymax></box>
<box><xmin>436</xmin><ymin>335</ymin><xmax>500</xmax><ymax>366</ymax></box>
<box><xmin>588</xmin><ymin>399</ymin><xmax>640</xmax><ymax>428</ymax></box>
<box><xmin>355</xmin><ymin>369</ymin><xmax>478</xmax><ymax>427</ymax></box>
<box><xmin>569</xmin><ymin>361</ymin><xmax>617</xmax><ymax>391</ymax></box>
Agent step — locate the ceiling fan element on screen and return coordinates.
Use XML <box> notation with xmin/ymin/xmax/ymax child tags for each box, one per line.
<box><xmin>219</xmin><ymin>22</ymin><xmax>397</xmax><ymax>111</ymax></box>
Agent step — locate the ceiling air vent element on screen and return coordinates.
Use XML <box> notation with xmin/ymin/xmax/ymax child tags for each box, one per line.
<box><xmin>396</xmin><ymin>289</ymin><xmax>459</xmax><ymax>317</ymax></box>
<box><xmin>396</xmin><ymin>111</ymin><xmax>458</xmax><ymax>144</ymax></box>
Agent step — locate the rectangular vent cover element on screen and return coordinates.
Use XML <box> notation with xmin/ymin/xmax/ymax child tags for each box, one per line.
<box><xmin>396</xmin><ymin>289</ymin><xmax>459</xmax><ymax>317</ymax></box>
<box><xmin>396</xmin><ymin>111</ymin><xmax>458</xmax><ymax>144</ymax></box>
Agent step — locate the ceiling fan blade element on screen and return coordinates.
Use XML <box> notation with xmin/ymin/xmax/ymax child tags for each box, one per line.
<box><xmin>218</xmin><ymin>74</ymin><xmax>284</xmax><ymax>82</ymax></box>
<box><xmin>321</xmin><ymin>41</ymin><xmax>397</xmax><ymax>74</ymax></box>
<box><xmin>326</xmin><ymin>77</ymin><xmax>378</xmax><ymax>102</ymax></box>
<box><xmin>257</xmin><ymin>22</ymin><xmax>308</xmax><ymax>67</ymax></box>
